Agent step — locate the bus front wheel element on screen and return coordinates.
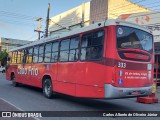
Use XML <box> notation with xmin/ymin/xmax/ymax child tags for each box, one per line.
<box><xmin>43</xmin><ymin>79</ymin><xmax>56</xmax><ymax>99</ymax></box>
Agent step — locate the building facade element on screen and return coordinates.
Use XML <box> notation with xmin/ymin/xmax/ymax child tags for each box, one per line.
<box><xmin>49</xmin><ymin>2</ymin><xmax>90</xmax><ymax>36</ymax></box>
<box><xmin>0</xmin><ymin>37</ymin><xmax>32</xmax><ymax>52</ymax></box>
<box><xmin>49</xmin><ymin>0</ymin><xmax>151</xmax><ymax>36</ymax></box>
<box><xmin>118</xmin><ymin>12</ymin><xmax>160</xmax><ymax>43</ymax></box>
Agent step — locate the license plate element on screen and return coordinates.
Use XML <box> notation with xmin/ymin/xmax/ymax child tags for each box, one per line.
<box><xmin>131</xmin><ymin>91</ymin><xmax>140</xmax><ymax>95</ymax></box>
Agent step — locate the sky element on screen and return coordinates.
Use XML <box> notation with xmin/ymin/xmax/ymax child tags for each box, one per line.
<box><xmin>0</xmin><ymin>0</ymin><xmax>160</xmax><ymax>41</ymax></box>
<box><xmin>0</xmin><ymin>0</ymin><xmax>90</xmax><ymax>41</ymax></box>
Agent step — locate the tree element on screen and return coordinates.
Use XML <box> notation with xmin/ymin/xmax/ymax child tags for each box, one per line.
<box><xmin>0</xmin><ymin>50</ymin><xmax>8</xmax><ymax>66</ymax></box>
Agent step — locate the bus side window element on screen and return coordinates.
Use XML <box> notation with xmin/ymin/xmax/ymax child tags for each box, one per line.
<box><xmin>10</xmin><ymin>52</ymin><xmax>13</xmax><ymax>63</ymax></box>
<box><xmin>27</xmin><ymin>48</ymin><xmax>33</xmax><ymax>63</ymax></box>
<box><xmin>69</xmin><ymin>37</ymin><xmax>79</xmax><ymax>61</ymax></box>
<box><xmin>59</xmin><ymin>39</ymin><xmax>69</xmax><ymax>62</ymax></box>
<box><xmin>80</xmin><ymin>31</ymin><xmax>104</xmax><ymax>61</ymax></box>
<box><xmin>13</xmin><ymin>51</ymin><xmax>17</xmax><ymax>64</ymax></box>
<box><xmin>8</xmin><ymin>52</ymin><xmax>12</xmax><ymax>63</ymax></box>
<box><xmin>33</xmin><ymin>46</ymin><xmax>39</xmax><ymax>63</ymax></box>
<box><xmin>17</xmin><ymin>51</ymin><xmax>21</xmax><ymax>64</ymax></box>
<box><xmin>51</xmin><ymin>41</ymin><xmax>59</xmax><ymax>62</ymax></box>
<box><xmin>23</xmin><ymin>49</ymin><xmax>28</xmax><ymax>63</ymax></box>
<box><xmin>44</xmin><ymin>43</ymin><xmax>52</xmax><ymax>62</ymax></box>
<box><xmin>38</xmin><ymin>45</ymin><xmax>44</xmax><ymax>63</ymax></box>
<box><xmin>21</xmin><ymin>50</ymin><xmax>24</xmax><ymax>63</ymax></box>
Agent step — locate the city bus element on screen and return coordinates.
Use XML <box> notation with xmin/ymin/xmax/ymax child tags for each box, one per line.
<box><xmin>6</xmin><ymin>19</ymin><xmax>154</xmax><ymax>99</ymax></box>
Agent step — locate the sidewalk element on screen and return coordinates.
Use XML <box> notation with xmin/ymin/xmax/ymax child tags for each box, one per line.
<box><xmin>0</xmin><ymin>99</ymin><xmax>35</xmax><ymax>120</ymax></box>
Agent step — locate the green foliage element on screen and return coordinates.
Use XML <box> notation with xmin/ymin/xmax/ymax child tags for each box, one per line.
<box><xmin>0</xmin><ymin>50</ymin><xmax>8</xmax><ymax>66</ymax></box>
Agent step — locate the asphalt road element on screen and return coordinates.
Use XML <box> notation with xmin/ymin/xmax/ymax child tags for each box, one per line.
<box><xmin>0</xmin><ymin>73</ymin><xmax>160</xmax><ymax>120</ymax></box>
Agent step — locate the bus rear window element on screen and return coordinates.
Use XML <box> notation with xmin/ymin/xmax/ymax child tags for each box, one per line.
<box><xmin>116</xmin><ymin>26</ymin><xmax>153</xmax><ymax>54</ymax></box>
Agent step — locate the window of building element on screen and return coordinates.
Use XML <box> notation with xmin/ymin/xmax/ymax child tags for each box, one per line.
<box><xmin>80</xmin><ymin>31</ymin><xmax>104</xmax><ymax>61</ymax></box>
<box><xmin>44</xmin><ymin>43</ymin><xmax>52</xmax><ymax>62</ymax></box>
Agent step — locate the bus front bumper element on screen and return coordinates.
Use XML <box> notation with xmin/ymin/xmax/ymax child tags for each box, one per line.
<box><xmin>104</xmin><ymin>84</ymin><xmax>152</xmax><ymax>99</ymax></box>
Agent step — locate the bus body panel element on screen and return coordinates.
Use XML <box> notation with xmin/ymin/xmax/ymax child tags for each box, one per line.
<box><xmin>75</xmin><ymin>62</ymin><xmax>105</xmax><ymax>98</ymax></box>
<box><xmin>56</xmin><ymin>62</ymin><xmax>79</xmax><ymax>96</ymax></box>
<box><xmin>104</xmin><ymin>26</ymin><xmax>153</xmax><ymax>87</ymax></box>
<box><xmin>76</xmin><ymin>84</ymin><xmax>104</xmax><ymax>98</ymax></box>
<box><xmin>104</xmin><ymin>26</ymin><xmax>117</xmax><ymax>85</ymax></box>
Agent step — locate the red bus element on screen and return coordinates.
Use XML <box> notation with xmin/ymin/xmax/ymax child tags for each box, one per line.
<box><xmin>6</xmin><ymin>19</ymin><xmax>154</xmax><ymax>99</ymax></box>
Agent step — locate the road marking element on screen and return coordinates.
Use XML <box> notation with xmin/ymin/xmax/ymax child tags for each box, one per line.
<box><xmin>0</xmin><ymin>97</ymin><xmax>41</xmax><ymax>120</ymax></box>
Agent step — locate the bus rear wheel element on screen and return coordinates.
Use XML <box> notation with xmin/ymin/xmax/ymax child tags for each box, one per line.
<box><xmin>11</xmin><ymin>74</ymin><xmax>19</xmax><ymax>87</ymax></box>
<box><xmin>43</xmin><ymin>79</ymin><xmax>56</xmax><ymax>99</ymax></box>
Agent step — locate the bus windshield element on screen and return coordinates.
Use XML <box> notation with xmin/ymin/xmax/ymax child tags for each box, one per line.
<box><xmin>116</xmin><ymin>25</ymin><xmax>153</xmax><ymax>54</ymax></box>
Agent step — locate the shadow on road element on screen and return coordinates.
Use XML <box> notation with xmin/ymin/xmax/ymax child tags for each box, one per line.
<box><xmin>12</xmin><ymin>84</ymin><xmax>133</xmax><ymax>111</ymax></box>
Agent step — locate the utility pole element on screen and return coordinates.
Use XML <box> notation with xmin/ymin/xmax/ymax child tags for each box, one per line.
<box><xmin>45</xmin><ymin>3</ymin><xmax>50</xmax><ymax>38</ymax></box>
<box><xmin>34</xmin><ymin>18</ymin><xmax>43</xmax><ymax>40</ymax></box>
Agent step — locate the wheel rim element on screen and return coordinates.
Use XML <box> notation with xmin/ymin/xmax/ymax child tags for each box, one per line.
<box><xmin>44</xmin><ymin>83</ymin><xmax>51</xmax><ymax>96</ymax></box>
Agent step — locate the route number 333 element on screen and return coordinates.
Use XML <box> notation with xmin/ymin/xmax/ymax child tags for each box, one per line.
<box><xmin>118</xmin><ymin>62</ymin><xmax>126</xmax><ymax>68</ymax></box>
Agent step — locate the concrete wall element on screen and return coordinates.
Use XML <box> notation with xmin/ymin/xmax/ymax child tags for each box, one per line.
<box><xmin>108</xmin><ymin>0</ymin><xmax>151</xmax><ymax>19</ymax></box>
<box><xmin>49</xmin><ymin>2</ymin><xmax>90</xmax><ymax>36</ymax></box>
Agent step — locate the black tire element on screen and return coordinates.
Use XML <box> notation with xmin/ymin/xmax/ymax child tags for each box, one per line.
<box><xmin>11</xmin><ymin>74</ymin><xmax>19</xmax><ymax>87</ymax></box>
<box><xmin>43</xmin><ymin>79</ymin><xmax>56</xmax><ymax>99</ymax></box>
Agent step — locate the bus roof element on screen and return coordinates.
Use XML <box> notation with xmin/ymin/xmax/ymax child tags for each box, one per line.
<box><xmin>10</xmin><ymin>19</ymin><xmax>151</xmax><ymax>52</ymax></box>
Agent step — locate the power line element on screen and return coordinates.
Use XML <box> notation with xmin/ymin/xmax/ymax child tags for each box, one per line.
<box><xmin>0</xmin><ymin>18</ymin><xmax>35</xmax><ymax>26</ymax></box>
<box><xmin>108</xmin><ymin>0</ymin><xmax>147</xmax><ymax>12</ymax></box>
<box><xmin>115</xmin><ymin>3</ymin><xmax>160</xmax><ymax>13</ymax></box>
<box><xmin>108</xmin><ymin>4</ymin><xmax>160</xmax><ymax>19</ymax></box>
<box><xmin>0</xmin><ymin>11</ymin><xmax>40</xmax><ymax>20</ymax></box>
